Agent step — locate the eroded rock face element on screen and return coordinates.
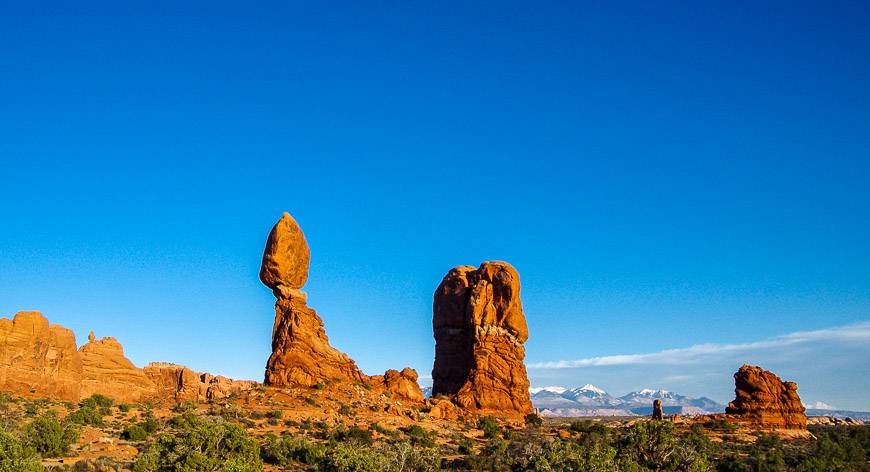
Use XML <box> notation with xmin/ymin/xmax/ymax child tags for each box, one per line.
<box><xmin>0</xmin><ymin>311</ymin><xmax>254</xmax><ymax>404</ymax></box>
<box><xmin>79</xmin><ymin>332</ymin><xmax>154</xmax><ymax>402</ymax></box>
<box><xmin>264</xmin><ymin>295</ymin><xmax>366</xmax><ymax>387</ymax></box>
<box><xmin>432</xmin><ymin>261</ymin><xmax>533</xmax><ymax>418</ymax></box>
<box><xmin>725</xmin><ymin>364</ymin><xmax>807</xmax><ymax>430</ymax></box>
<box><xmin>262</xmin><ymin>213</ymin><xmax>367</xmax><ymax>387</ymax></box>
<box><xmin>260</xmin><ymin>212</ymin><xmax>311</xmax><ymax>298</ymax></box>
<box><xmin>0</xmin><ymin>312</ymin><xmax>82</xmax><ymax>401</ymax></box>
<box><xmin>370</xmin><ymin>368</ymin><xmax>424</xmax><ymax>402</ymax></box>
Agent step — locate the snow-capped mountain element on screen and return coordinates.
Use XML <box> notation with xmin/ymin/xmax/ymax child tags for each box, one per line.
<box><xmin>530</xmin><ymin>385</ymin><xmax>725</xmax><ymax>417</ymax></box>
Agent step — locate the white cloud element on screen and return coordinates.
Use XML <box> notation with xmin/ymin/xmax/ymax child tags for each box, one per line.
<box><xmin>528</xmin><ymin>321</ymin><xmax>870</xmax><ymax>369</ymax></box>
<box><xmin>805</xmin><ymin>401</ymin><xmax>834</xmax><ymax>410</ymax></box>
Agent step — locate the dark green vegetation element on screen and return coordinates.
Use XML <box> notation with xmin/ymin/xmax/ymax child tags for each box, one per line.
<box><xmin>0</xmin><ymin>391</ymin><xmax>868</xmax><ymax>471</ymax></box>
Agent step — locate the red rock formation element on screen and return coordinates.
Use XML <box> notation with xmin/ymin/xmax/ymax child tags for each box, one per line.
<box><xmin>652</xmin><ymin>399</ymin><xmax>664</xmax><ymax>420</ymax></box>
<box><xmin>370</xmin><ymin>368</ymin><xmax>424</xmax><ymax>402</ymax></box>
<box><xmin>0</xmin><ymin>312</ymin><xmax>82</xmax><ymax>401</ymax></box>
<box><xmin>0</xmin><ymin>311</ymin><xmax>254</xmax><ymax>404</ymax></box>
<box><xmin>432</xmin><ymin>261</ymin><xmax>533</xmax><ymax>418</ymax></box>
<box><xmin>725</xmin><ymin>364</ymin><xmax>807</xmax><ymax>430</ymax></box>
<box><xmin>79</xmin><ymin>332</ymin><xmax>154</xmax><ymax>402</ymax></box>
<box><xmin>261</xmin><ymin>213</ymin><xmax>367</xmax><ymax>387</ymax></box>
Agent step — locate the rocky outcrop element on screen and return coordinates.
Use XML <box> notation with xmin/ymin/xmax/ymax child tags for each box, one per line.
<box><xmin>652</xmin><ymin>399</ymin><xmax>663</xmax><ymax>420</ymax></box>
<box><xmin>432</xmin><ymin>261</ymin><xmax>533</xmax><ymax>418</ymax></box>
<box><xmin>143</xmin><ymin>363</ymin><xmax>255</xmax><ymax>402</ymax></box>
<box><xmin>370</xmin><ymin>368</ymin><xmax>425</xmax><ymax>402</ymax></box>
<box><xmin>0</xmin><ymin>311</ymin><xmax>254</xmax><ymax>404</ymax></box>
<box><xmin>261</xmin><ymin>212</ymin><xmax>367</xmax><ymax>387</ymax></box>
<box><xmin>79</xmin><ymin>332</ymin><xmax>154</xmax><ymax>401</ymax></box>
<box><xmin>0</xmin><ymin>311</ymin><xmax>82</xmax><ymax>401</ymax></box>
<box><xmin>725</xmin><ymin>365</ymin><xmax>807</xmax><ymax>430</ymax></box>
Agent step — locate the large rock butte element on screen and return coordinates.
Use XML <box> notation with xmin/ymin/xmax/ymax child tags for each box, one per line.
<box><xmin>725</xmin><ymin>364</ymin><xmax>807</xmax><ymax>430</ymax></box>
<box><xmin>0</xmin><ymin>311</ymin><xmax>254</xmax><ymax>403</ymax></box>
<box><xmin>431</xmin><ymin>261</ymin><xmax>533</xmax><ymax>418</ymax></box>
<box><xmin>261</xmin><ymin>212</ymin><xmax>423</xmax><ymax>402</ymax></box>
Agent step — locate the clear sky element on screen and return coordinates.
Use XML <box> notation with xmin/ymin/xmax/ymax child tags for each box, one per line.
<box><xmin>2</xmin><ymin>2</ymin><xmax>869</xmax><ymax>410</ymax></box>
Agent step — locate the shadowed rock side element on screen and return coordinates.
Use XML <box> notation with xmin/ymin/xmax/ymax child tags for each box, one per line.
<box><xmin>725</xmin><ymin>364</ymin><xmax>807</xmax><ymax>430</ymax></box>
<box><xmin>432</xmin><ymin>261</ymin><xmax>533</xmax><ymax>418</ymax></box>
<box><xmin>261</xmin><ymin>212</ymin><xmax>422</xmax><ymax>402</ymax></box>
<box><xmin>0</xmin><ymin>311</ymin><xmax>254</xmax><ymax>403</ymax></box>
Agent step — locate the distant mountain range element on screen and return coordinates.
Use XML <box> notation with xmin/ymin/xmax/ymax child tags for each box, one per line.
<box><xmin>528</xmin><ymin>385</ymin><xmax>725</xmax><ymax>417</ymax></box>
<box><xmin>421</xmin><ymin>384</ymin><xmax>869</xmax><ymax>420</ymax></box>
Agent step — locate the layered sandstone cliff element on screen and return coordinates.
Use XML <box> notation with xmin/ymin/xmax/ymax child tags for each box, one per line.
<box><xmin>725</xmin><ymin>364</ymin><xmax>807</xmax><ymax>430</ymax></box>
<box><xmin>0</xmin><ymin>311</ymin><xmax>253</xmax><ymax>403</ymax></box>
<box><xmin>432</xmin><ymin>261</ymin><xmax>533</xmax><ymax>418</ymax></box>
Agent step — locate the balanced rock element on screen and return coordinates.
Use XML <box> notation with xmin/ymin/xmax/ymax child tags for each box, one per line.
<box><xmin>262</xmin><ymin>212</ymin><xmax>366</xmax><ymax>387</ymax></box>
<box><xmin>432</xmin><ymin>261</ymin><xmax>533</xmax><ymax>418</ymax></box>
<box><xmin>725</xmin><ymin>364</ymin><xmax>807</xmax><ymax>430</ymax></box>
<box><xmin>260</xmin><ymin>212</ymin><xmax>311</xmax><ymax>298</ymax></box>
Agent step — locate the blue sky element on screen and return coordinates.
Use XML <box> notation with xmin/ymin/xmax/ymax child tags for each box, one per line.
<box><xmin>1</xmin><ymin>2</ymin><xmax>869</xmax><ymax>409</ymax></box>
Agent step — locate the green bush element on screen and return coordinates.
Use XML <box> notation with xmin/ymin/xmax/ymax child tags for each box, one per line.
<box><xmin>121</xmin><ymin>424</ymin><xmax>148</xmax><ymax>441</ymax></box>
<box><xmin>20</xmin><ymin>413</ymin><xmax>80</xmax><ymax>457</ymax></box>
<box><xmin>65</xmin><ymin>406</ymin><xmax>103</xmax><ymax>426</ymax></box>
<box><xmin>319</xmin><ymin>441</ymin><xmax>385</xmax><ymax>472</ymax></box>
<box><xmin>477</xmin><ymin>416</ymin><xmax>500</xmax><ymax>439</ymax></box>
<box><xmin>261</xmin><ymin>434</ymin><xmax>326</xmax><ymax>467</ymax></box>
<box><xmin>133</xmin><ymin>415</ymin><xmax>262</xmax><ymax>472</ymax></box>
<box><xmin>118</xmin><ymin>404</ymin><xmax>132</xmax><ymax>413</ymax></box>
<box><xmin>0</xmin><ymin>429</ymin><xmax>42</xmax><ymax>471</ymax></box>
<box><xmin>401</xmin><ymin>424</ymin><xmax>436</xmax><ymax>448</ymax></box>
<box><xmin>80</xmin><ymin>394</ymin><xmax>113</xmax><ymax>410</ymax></box>
<box><xmin>524</xmin><ymin>413</ymin><xmax>543</xmax><ymax>428</ymax></box>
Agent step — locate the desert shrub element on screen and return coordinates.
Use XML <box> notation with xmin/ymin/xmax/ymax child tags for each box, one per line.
<box><xmin>704</xmin><ymin>418</ymin><xmax>738</xmax><ymax>433</ymax></box>
<box><xmin>381</xmin><ymin>441</ymin><xmax>441</xmax><ymax>472</ymax></box>
<box><xmin>0</xmin><ymin>429</ymin><xmax>42</xmax><ymax>471</ymax></box>
<box><xmin>170</xmin><ymin>400</ymin><xmax>196</xmax><ymax>413</ymax></box>
<box><xmin>304</xmin><ymin>397</ymin><xmax>319</xmax><ymax>407</ymax></box>
<box><xmin>261</xmin><ymin>433</ymin><xmax>326</xmax><ymax>467</ymax></box>
<box><xmin>267</xmin><ymin>410</ymin><xmax>283</xmax><ymax>419</ymax></box>
<box><xmin>401</xmin><ymin>424</ymin><xmax>436</xmax><ymax>448</ymax></box>
<box><xmin>332</xmin><ymin>426</ymin><xmax>373</xmax><ymax>446</ymax></box>
<box><xmin>477</xmin><ymin>416</ymin><xmax>500</xmax><ymax>439</ymax></box>
<box><xmin>249</xmin><ymin>410</ymin><xmax>266</xmax><ymax>420</ymax></box>
<box><xmin>121</xmin><ymin>424</ymin><xmax>148</xmax><ymax>441</ymax></box>
<box><xmin>139</xmin><ymin>414</ymin><xmax>160</xmax><ymax>434</ymax></box>
<box><xmin>319</xmin><ymin>441</ymin><xmax>385</xmax><ymax>472</ymax></box>
<box><xmin>524</xmin><ymin>413</ymin><xmax>543</xmax><ymax>428</ymax></box>
<box><xmin>370</xmin><ymin>423</ymin><xmax>397</xmax><ymax>438</ymax></box>
<box><xmin>20</xmin><ymin>413</ymin><xmax>79</xmax><ymax>457</ymax></box>
<box><xmin>71</xmin><ymin>457</ymin><xmax>124</xmax><ymax>471</ymax></box>
<box><xmin>65</xmin><ymin>406</ymin><xmax>103</xmax><ymax>426</ymax></box>
<box><xmin>80</xmin><ymin>394</ymin><xmax>113</xmax><ymax>411</ymax></box>
<box><xmin>618</xmin><ymin>420</ymin><xmax>711</xmax><ymax>471</ymax></box>
<box><xmin>133</xmin><ymin>415</ymin><xmax>262</xmax><ymax>472</ymax></box>
<box><xmin>118</xmin><ymin>404</ymin><xmax>131</xmax><ymax>413</ymax></box>
<box><xmin>338</xmin><ymin>404</ymin><xmax>353</xmax><ymax>416</ymax></box>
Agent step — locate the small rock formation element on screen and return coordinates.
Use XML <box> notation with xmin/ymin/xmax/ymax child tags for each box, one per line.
<box><xmin>143</xmin><ymin>363</ymin><xmax>255</xmax><ymax>402</ymax></box>
<box><xmin>0</xmin><ymin>311</ymin><xmax>254</xmax><ymax>403</ymax></box>
<box><xmin>725</xmin><ymin>364</ymin><xmax>807</xmax><ymax>430</ymax></box>
<box><xmin>652</xmin><ymin>399</ymin><xmax>664</xmax><ymax>420</ymax></box>
<box><xmin>370</xmin><ymin>368</ymin><xmax>425</xmax><ymax>402</ymax></box>
<box><xmin>432</xmin><ymin>261</ymin><xmax>533</xmax><ymax>418</ymax></box>
<box><xmin>261</xmin><ymin>212</ymin><xmax>367</xmax><ymax>387</ymax></box>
